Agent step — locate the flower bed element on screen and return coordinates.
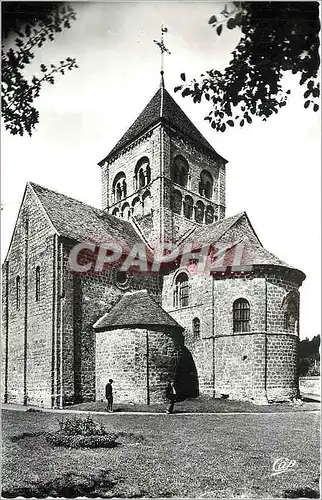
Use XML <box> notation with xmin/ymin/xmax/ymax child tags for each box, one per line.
<box><xmin>45</xmin><ymin>415</ymin><xmax>118</xmax><ymax>449</ymax></box>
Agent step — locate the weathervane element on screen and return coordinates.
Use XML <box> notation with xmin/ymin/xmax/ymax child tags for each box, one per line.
<box><xmin>153</xmin><ymin>25</ymin><xmax>171</xmax><ymax>80</ymax></box>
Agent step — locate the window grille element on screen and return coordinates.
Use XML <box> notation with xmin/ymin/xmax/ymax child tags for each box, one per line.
<box><xmin>233</xmin><ymin>298</ymin><xmax>250</xmax><ymax>332</ymax></box>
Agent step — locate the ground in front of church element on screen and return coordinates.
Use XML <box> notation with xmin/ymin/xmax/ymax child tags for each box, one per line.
<box><xmin>2</xmin><ymin>399</ymin><xmax>320</xmax><ymax>498</ymax></box>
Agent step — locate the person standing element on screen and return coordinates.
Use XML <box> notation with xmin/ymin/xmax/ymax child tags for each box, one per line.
<box><xmin>105</xmin><ymin>379</ymin><xmax>114</xmax><ymax>412</ymax></box>
<box><xmin>166</xmin><ymin>381</ymin><xmax>177</xmax><ymax>414</ymax></box>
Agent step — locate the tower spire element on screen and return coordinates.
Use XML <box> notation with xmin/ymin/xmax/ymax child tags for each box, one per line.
<box><xmin>153</xmin><ymin>24</ymin><xmax>171</xmax><ymax>89</ymax></box>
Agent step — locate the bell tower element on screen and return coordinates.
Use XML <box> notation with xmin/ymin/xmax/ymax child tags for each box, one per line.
<box><xmin>98</xmin><ymin>28</ymin><xmax>227</xmax><ymax>247</ymax></box>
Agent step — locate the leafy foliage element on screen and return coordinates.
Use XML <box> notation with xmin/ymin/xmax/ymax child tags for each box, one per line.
<box><xmin>57</xmin><ymin>414</ymin><xmax>109</xmax><ymax>436</ymax></box>
<box><xmin>2</xmin><ymin>3</ymin><xmax>78</xmax><ymax>136</ymax></box>
<box><xmin>45</xmin><ymin>415</ymin><xmax>118</xmax><ymax>448</ymax></box>
<box><xmin>299</xmin><ymin>335</ymin><xmax>320</xmax><ymax>376</ymax></box>
<box><xmin>174</xmin><ymin>2</ymin><xmax>320</xmax><ymax>131</ymax></box>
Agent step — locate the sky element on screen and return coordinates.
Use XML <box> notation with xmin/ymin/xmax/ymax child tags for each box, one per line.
<box><xmin>1</xmin><ymin>1</ymin><xmax>321</xmax><ymax>339</ymax></box>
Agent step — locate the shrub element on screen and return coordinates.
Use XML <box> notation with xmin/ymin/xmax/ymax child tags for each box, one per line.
<box><xmin>57</xmin><ymin>414</ymin><xmax>107</xmax><ymax>436</ymax></box>
<box><xmin>46</xmin><ymin>431</ymin><xmax>118</xmax><ymax>449</ymax></box>
<box><xmin>45</xmin><ymin>414</ymin><xmax>118</xmax><ymax>449</ymax></box>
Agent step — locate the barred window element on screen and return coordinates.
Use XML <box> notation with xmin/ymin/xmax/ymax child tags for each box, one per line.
<box><xmin>193</xmin><ymin>317</ymin><xmax>200</xmax><ymax>340</ymax></box>
<box><xmin>16</xmin><ymin>276</ymin><xmax>21</xmax><ymax>310</ymax></box>
<box><xmin>35</xmin><ymin>266</ymin><xmax>40</xmax><ymax>302</ymax></box>
<box><xmin>233</xmin><ymin>298</ymin><xmax>250</xmax><ymax>332</ymax></box>
<box><xmin>173</xmin><ymin>273</ymin><xmax>189</xmax><ymax>308</ymax></box>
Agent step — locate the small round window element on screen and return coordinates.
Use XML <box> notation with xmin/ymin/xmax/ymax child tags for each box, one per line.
<box><xmin>115</xmin><ymin>270</ymin><xmax>129</xmax><ymax>288</ymax></box>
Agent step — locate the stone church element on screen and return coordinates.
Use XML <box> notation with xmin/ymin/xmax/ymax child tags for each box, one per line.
<box><xmin>1</xmin><ymin>79</ymin><xmax>305</xmax><ymax>408</ymax></box>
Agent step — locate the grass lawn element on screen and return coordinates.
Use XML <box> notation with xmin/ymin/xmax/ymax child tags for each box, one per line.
<box><xmin>69</xmin><ymin>395</ymin><xmax>320</xmax><ymax>414</ymax></box>
<box><xmin>2</xmin><ymin>408</ymin><xmax>320</xmax><ymax>498</ymax></box>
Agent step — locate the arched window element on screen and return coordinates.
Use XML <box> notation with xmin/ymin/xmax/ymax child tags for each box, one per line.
<box><xmin>112</xmin><ymin>172</ymin><xmax>127</xmax><ymax>203</ymax></box>
<box><xmin>172</xmin><ymin>190</ymin><xmax>182</xmax><ymax>215</ymax></box>
<box><xmin>205</xmin><ymin>206</ymin><xmax>214</xmax><ymax>224</ymax></box>
<box><xmin>142</xmin><ymin>190</ymin><xmax>153</xmax><ymax>215</ymax></box>
<box><xmin>171</xmin><ymin>155</ymin><xmax>189</xmax><ymax>187</ymax></box>
<box><xmin>282</xmin><ymin>291</ymin><xmax>299</xmax><ymax>334</ymax></box>
<box><xmin>199</xmin><ymin>170</ymin><xmax>214</xmax><ymax>199</ymax></box>
<box><xmin>173</xmin><ymin>273</ymin><xmax>189</xmax><ymax>308</ymax></box>
<box><xmin>193</xmin><ymin>317</ymin><xmax>200</xmax><ymax>340</ymax></box>
<box><xmin>233</xmin><ymin>298</ymin><xmax>250</xmax><ymax>333</ymax></box>
<box><xmin>284</xmin><ymin>300</ymin><xmax>299</xmax><ymax>334</ymax></box>
<box><xmin>132</xmin><ymin>196</ymin><xmax>142</xmax><ymax>217</ymax></box>
<box><xmin>16</xmin><ymin>276</ymin><xmax>21</xmax><ymax>310</ymax></box>
<box><xmin>183</xmin><ymin>195</ymin><xmax>193</xmax><ymax>219</ymax></box>
<box><xmin>112</xmin><ymin>207</ymin><xmax>120</xmax><ymax>217</ymax></box>
<box><xmin>135</xmin><ymin>157</ymin><xmax>151</xmax><ymax>190</ymax></box>
<box><xmin>35</xmin><ymin>266</ymin><xmax>40</xmax><ymax>302</ymax></box>
<box><xmin>195</xmin><ymin>201</ymin><xmax>205</xmax><ymax>223</ymax></box>
<box><xmin>121</xmin><ymin>203</ymin><xmax>131</xmax><ymax>220</ymax></box>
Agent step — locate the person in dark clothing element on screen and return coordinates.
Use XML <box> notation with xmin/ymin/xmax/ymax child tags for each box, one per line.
<box><xmin>165</xmin><ymin>381</ymin><xmax>177</xmax><ymax>414</ymax></box>
<box><xmin>105</xmin><ymin>379</ymin><xmax>113</xmax><ymax>412</ymax></box>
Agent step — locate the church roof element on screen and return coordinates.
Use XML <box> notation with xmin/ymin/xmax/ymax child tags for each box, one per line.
<box><xmin>178</xmin><ymin>212</ymin><xmax>305</xmax><ymax>279</ymax></box>
<box><xmin>179</xmin><ymin>212</ymin><xmax>247</xmax><ymax>247</ymax></box>
<box><xmin>98</xmin><ymin>87</ymin><xmax>226</xmax><ymax>164</ymax></box>
<box><xmin>93</xmin><ymin>289</ymin><xmax>183</xmax><ymax>332</ymax></box>
<box><xmin>223</xmin><ymin>238</ymin><xmax>303</xmax><ymax>272</ymax></box>
<box><xmin>29</xmin><ymin>182</ymin><xmax>142</xmax><ymax>248</ymax></box>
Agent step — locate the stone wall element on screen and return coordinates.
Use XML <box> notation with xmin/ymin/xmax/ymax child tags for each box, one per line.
<box><xmin>266</xmin><ymin>273</ymin><xmax>300</xmax><ymax>333</ymax></box>
<box><xmin>214</xmin><ymin>333</ymin><xmax>267</xmax><ymax>401</ymax></box>
<box><xmin>100</xmin><ymin>123</ymin><xmax>227</xmax><ymax>246</ymax></box>
<box><xmin>266</xmin><ymin>333</ymin><xmax>299</xmax><ymax>401</ymax></box>
<box><xmin>61</xmin><ymin>252</ymin><xmax>163</xmax><ymax>404</ymax></box>
<box><xmin>169</xmin><ymin>133</ymin><xmax>225</xmax><ymax>211</ymax></box>
<box><xmin>2</xmin><ymin>185</ymin><xmax>55</xmax><ymax>407</ymax></box>
<box><xmin>162</xmin><ymin>271</ymin><xmax>214</xmax><ymax>395</ymax></box>
<box><xmin>100</xmin><ymin>126</ymin><xmax>163</xmax><ymax>246</ymax></box>
<box><xmin>162</xmin><ymin>268</ymin><xmax>303</xmax><ymax>403</ymax></box>
<box><xmin>95</xmin><ymin>327</ymin><xmax>180</xmax><ymax>404</ymax></box>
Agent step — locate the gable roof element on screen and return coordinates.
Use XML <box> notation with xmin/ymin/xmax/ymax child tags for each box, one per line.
<box><xmin>177</xmin><ymin>212</ymin><xmax>304</xmax><ymax>279</ymax></box>
<box><xmin>179</xmin><ymin>212</ymin><xmax>247</xmax><ymax>247</ymax></box>
<box><xmin>93</xmin><ymin>289</ymin><xmax>183</xmax><ymax>333</ymax></box>
<box><xmin>29</xmin><ymin>182</ymin><xmax>143</xmax><ymax>248</ymax></box>
<box><xmin>98</xmin><ymin>87</ymin><xmax>226</xmax><ymax>164</ymax></box>
<box><xmin>222</xmin><ymin>237</ymin><xmax>301</xmax><ymax>271</ymax></box>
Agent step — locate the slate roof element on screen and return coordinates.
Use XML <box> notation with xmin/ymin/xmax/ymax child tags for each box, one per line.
<box><xmin>222</xmin><ymin>238</ymin><xmax>304</xmax><ymax>273</ymax></box>
<box><xmin>93</xmin><ymin>290</ymin><xmax>183</xmax><ymax>332</ymax></box>
<box><xmin>99</xmin><ymin>87</ymin><xmax>226</xmax><ymax>164</ymax></box>
<box><xmin>30</xmin><ymin>182</ymin><xmax>143</xmax><ymax>248</ymax></box>
<box><xmin>178</xmin><ymin>212</ymin><xmax>305</xmax><ymax>278</ymax></box>
<box><xmin>179</xmin><ymin>212</ymin><xmax>246</xmax><ymax>247</ymax></box>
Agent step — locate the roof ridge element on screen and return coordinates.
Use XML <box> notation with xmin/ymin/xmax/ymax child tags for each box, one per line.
<box><xmin>98</xmin><ymin>87</ymin><xmax>227</xmax><ymax>165</ymax></box>
<box><xmin>29</xmin><ymin>181</ymin><xmax>138</xmax><ymax>232</ymax></box>
<box><xmin>215</xmin><ymin>211</ymin><xmax>247</xmax><ymax>243</ymax></box>
<box><xmin>29</xmin><ymin>182</ymin><xmax>102</xmax><ymax>213</ymax></box>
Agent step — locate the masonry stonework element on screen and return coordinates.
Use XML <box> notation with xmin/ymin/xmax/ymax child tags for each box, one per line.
<box><xmin>2</xmin><ymin>85</ymin><xmax>305</xmax><ymax>408</ymax></box>
<box><xmin>96</xmin><ymin>327</ymin><xmax>181</xmax><ymax>404</ymax></box>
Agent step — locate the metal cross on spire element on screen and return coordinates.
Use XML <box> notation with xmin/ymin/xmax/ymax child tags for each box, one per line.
<box><xmin>153</xmin><ymin>25</ymin><xmax>171</xmax><ymax>87</ymax></box>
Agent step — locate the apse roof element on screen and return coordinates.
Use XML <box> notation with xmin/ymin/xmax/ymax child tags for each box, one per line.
<box><xmin>98</xmin><ymin>87</ymin><xmax>226</xmax><ymax>164</ymax></box>
<box><xmin>93</xmin><ymin>289</ymin><xmax>183</xmax><ymax>332</ymax></box>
